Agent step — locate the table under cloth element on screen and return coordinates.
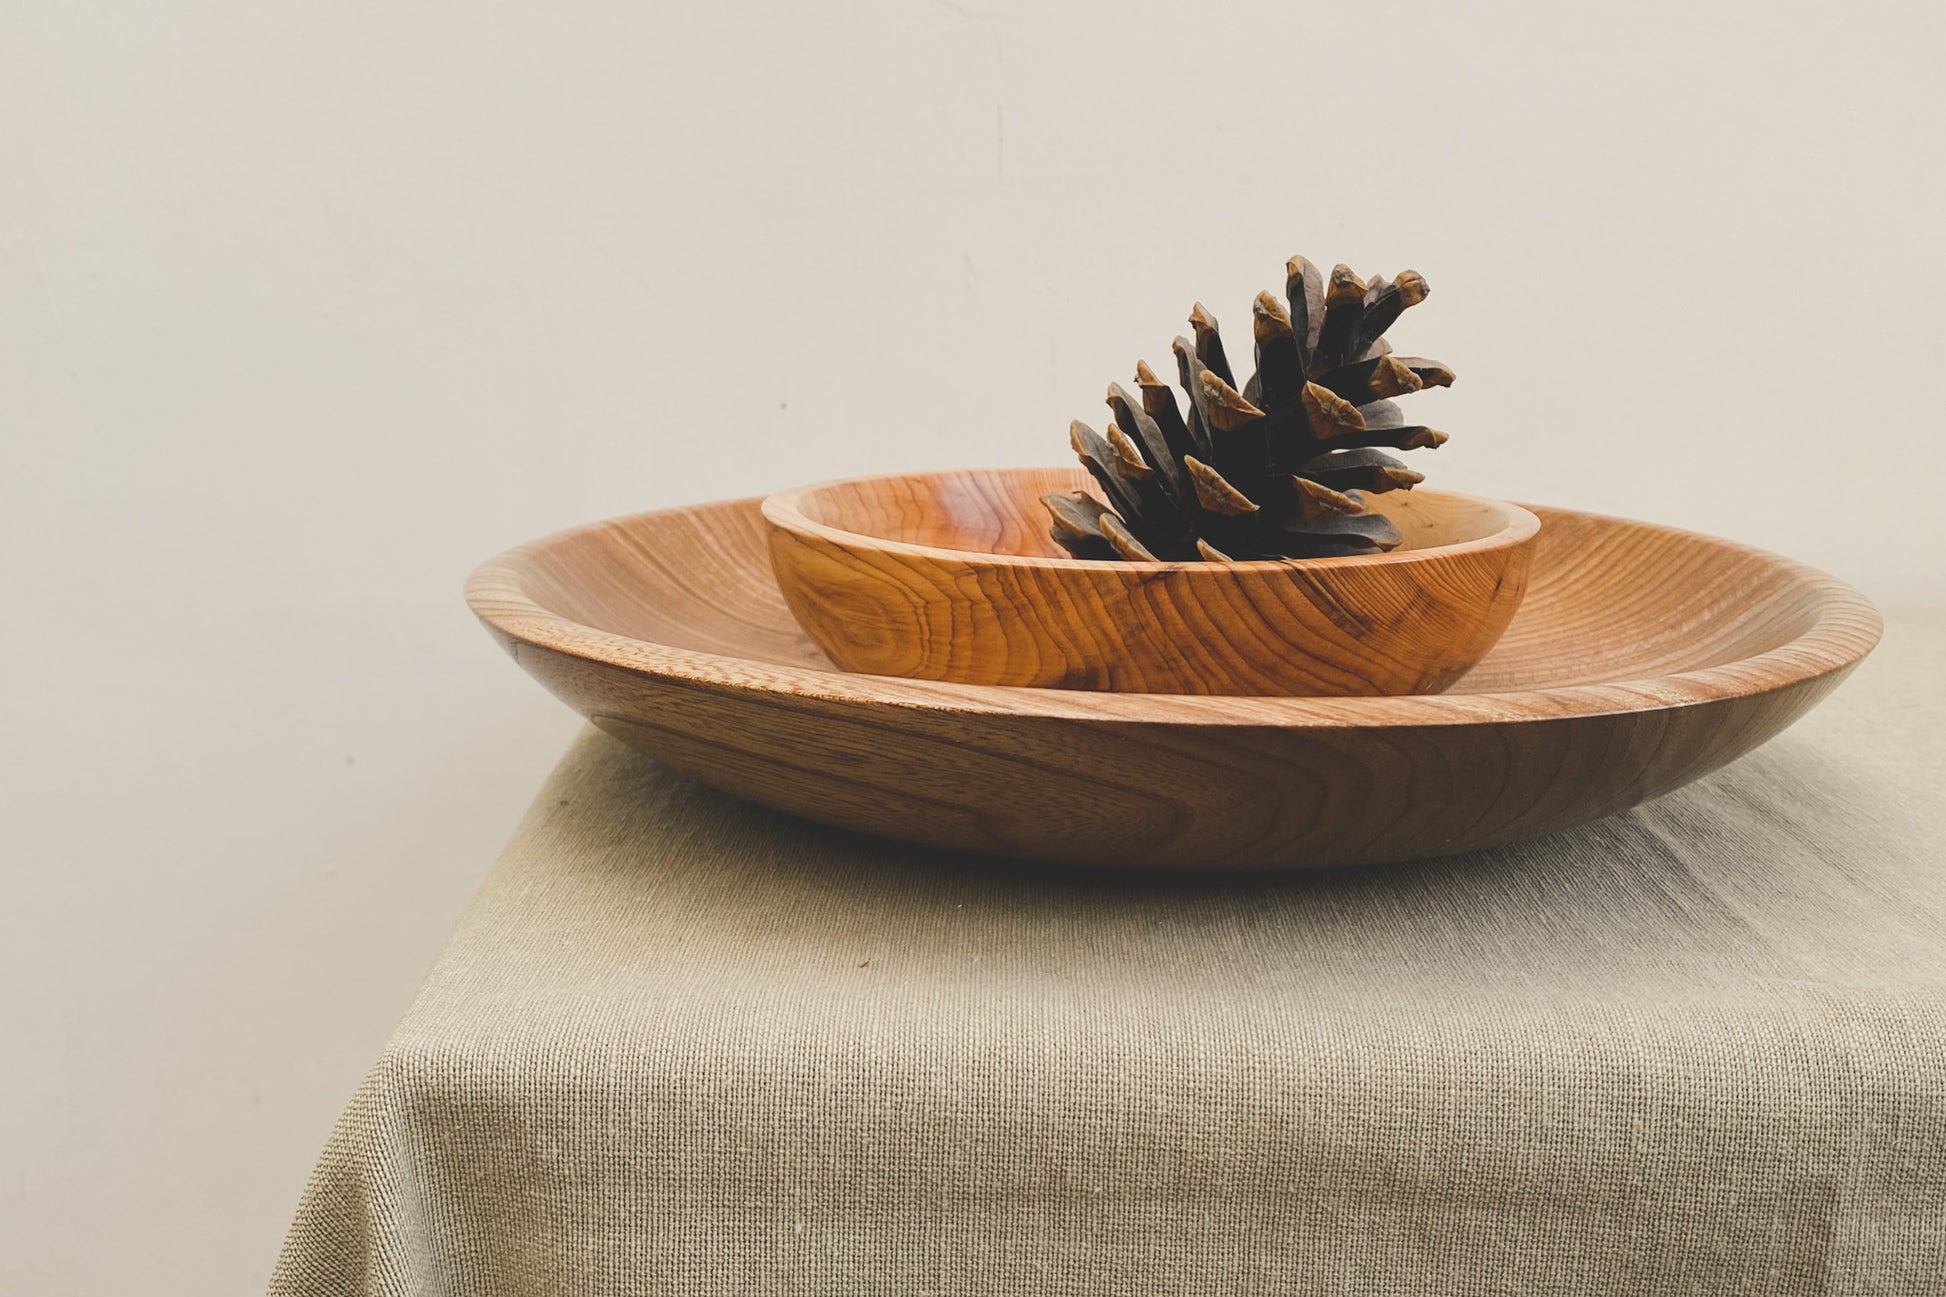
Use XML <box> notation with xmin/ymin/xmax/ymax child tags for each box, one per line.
<box><xmin>270</xmin><ymin>610</ymin><xmax>1946</xmax><ymax>1297</ymax></box>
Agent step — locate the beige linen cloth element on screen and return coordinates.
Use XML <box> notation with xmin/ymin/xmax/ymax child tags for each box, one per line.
<box><xmin>271</xmin><ymin>612</ymin><xmax>1946</xmax><ymax>1297</ymax></box>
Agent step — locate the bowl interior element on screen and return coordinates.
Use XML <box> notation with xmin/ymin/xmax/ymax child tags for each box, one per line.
<box><xmin>786</xmin><ymin>466</ymin><xmax>1513</xmax><ymax>559</ymax></box>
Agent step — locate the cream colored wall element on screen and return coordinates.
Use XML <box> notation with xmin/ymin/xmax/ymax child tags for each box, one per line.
<box><xmin>2</xmin><ymin>1</ymin><xmax>1940</xmax><ymax>1291</ymax></box>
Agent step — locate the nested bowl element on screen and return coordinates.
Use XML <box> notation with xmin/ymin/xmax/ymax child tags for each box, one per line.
<box><xmin>465</xmin><ymin>493</ymin><xmax>1880</xmax><ymax>871</ymax></box>
<box><xmin>762</xmin><ymin>467</ymin><xmax>1542</xmax><ymax>696</ymax></box>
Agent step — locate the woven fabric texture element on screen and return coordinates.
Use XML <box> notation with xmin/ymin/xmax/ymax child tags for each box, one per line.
<box><xmin>270</xmin><ymin>611</ymin><xmax>1946</xmax><ymax>1297</ymax></box>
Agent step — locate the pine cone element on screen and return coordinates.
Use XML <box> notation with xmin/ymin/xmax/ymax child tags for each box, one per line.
<box><xmin>1044</xmin><ymin>257</ymin><xmax>1456</xmax><ymax>561</ymax></box>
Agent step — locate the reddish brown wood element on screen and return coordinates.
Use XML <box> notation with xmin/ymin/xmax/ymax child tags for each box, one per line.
<box><xmin>465</xmin><ymin>482</ymin><xmax>1882</xmax><ymax>871</ymax></box>
<box><xmin>763</xmin><ymin>470</ymin><xmax>1539</xmax><ymax>696</ymax></box>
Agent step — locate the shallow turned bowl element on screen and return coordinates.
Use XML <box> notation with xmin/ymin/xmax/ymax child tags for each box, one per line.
<box><xmin>762</xmin><ymin>467</ymin><xmax>1541</xmax><ymax>696</ymax></box>
<box><xmin>466</xmin><ymin>494</ymin><xmax>1879</xmax><ymax>869</ymax></box>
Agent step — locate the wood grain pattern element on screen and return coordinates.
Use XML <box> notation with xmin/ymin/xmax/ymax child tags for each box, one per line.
<box><xmin>763</xmin><ymin>469</ymin><xmax>1539</xmax><ymax>696</ymax></box>
<box><xmin>465</xmin><ymin>483</ymin><xmax>1882</xmax><ymax>871</ymax></box>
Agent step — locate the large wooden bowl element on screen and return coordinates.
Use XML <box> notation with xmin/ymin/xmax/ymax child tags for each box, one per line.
<box><xmin>466</xmin><ymin>487</ymin><xmax>1880</xmax><ymax>871</ymax></box>
<box><xmin>763</xmin><ymin>469</ymin><xmax>1540</xmax><ymax>696</ymax></box>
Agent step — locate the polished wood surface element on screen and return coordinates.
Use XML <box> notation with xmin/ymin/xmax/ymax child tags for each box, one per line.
<box><xmin>763</xmin><ymin>469</ymin><xmax>1540</xmax><ymax>696</ymax></box>
<box><xmin>466</xmin><ymin>484</ymin><xmax>1882</xmax><ymax>871</ymax></box>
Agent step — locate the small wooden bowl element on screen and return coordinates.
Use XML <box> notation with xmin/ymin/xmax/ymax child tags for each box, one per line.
<box><xmin>762</xmin><ymin>467</ymin><xmax>1542</xmax><ymax>696</ymax></box>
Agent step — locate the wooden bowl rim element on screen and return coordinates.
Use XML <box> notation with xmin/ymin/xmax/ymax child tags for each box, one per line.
<box><xmin>466</xmin><ymin>498</ymin><xmax>1882</xmax><ymax>731</ymax></box>
<box><xmin>761</xmin><ymin>468</ymin><xmax>1542</xmax><ymax>572</ymax></box>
